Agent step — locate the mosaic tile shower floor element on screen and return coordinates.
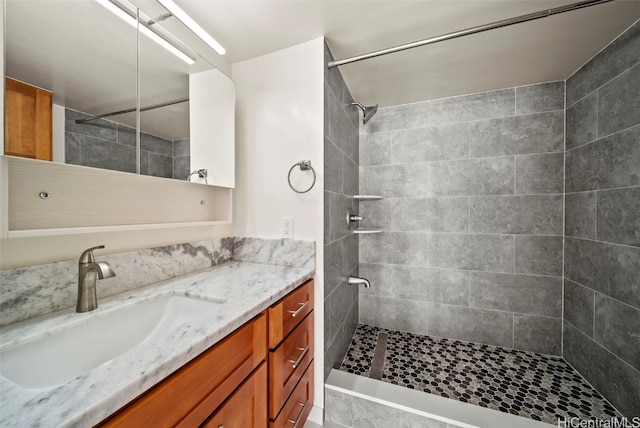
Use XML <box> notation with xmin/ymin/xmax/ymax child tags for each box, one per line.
<box><xmin>339</xmin><ymin>324</ymin><xmax>622</xmax><ymax>425</ymax></box>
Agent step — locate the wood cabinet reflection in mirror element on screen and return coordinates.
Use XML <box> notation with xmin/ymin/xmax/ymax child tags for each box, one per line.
<box><xmin>4</xmin><ymin>77</ymin><xmax>52</xmax><ymax>161</ymax></box>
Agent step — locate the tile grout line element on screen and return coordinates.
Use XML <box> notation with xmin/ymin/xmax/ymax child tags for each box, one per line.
<box><xmin>566</xmin><ymin>318</ymin><xmax>640</xmax><ymax>377</ymax></box>
<box><xmin>512</xmin><ymin>313</ymin><xmax>515</xmax><ymax>349</ymax></box>
<box><xmin>468</xmin><ymin>272</ymin><xmax>471</xmax><ymax>308</ymax></box>
<box><xmin>513</xmin><ymin>235</ymin><xmax>516</xmax><ymax>274</ymax></box>
<box><xmin>565</xmin><ymin>123</ymin><xmax>639</xmax><ymax>154</ymax></box>
<box><xmin>596</xmin><ymin>88</ymin><xmax>600</xmax><ymax>143</ymax></box>
<box><xmin>359</xmin><ymin>148</ymin><xmax>567</xmax><ymax>168</ymax></box>
<box><xmin>592</xmin><ymin>291</ymin><xmax>597</xmax><ymax>339</ymax></box>
<box><xmin>561</xmin><ymin>79</ymin><xmax>567</xmax><ymax>358</ymax></box>
<box><xmin>513</xmin><ymin>155</ymin><xmax>517</xmax><ymax>195</ymax></box>
<box><xmin>594</xmin><ymin>191</ymin><xmax>598</xmax><ymax>241</ymax></box>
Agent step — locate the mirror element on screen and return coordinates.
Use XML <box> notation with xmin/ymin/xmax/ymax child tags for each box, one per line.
<box><xmin>4</xmin><ymin>0</ymin><xmax>223</xmax><ymax>181</ymax></box>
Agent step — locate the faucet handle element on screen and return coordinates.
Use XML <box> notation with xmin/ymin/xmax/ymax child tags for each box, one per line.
<box><xmin>79</xmin><ymin>245</ymin><xmax>106</xmax><ymax>264</ymax></box>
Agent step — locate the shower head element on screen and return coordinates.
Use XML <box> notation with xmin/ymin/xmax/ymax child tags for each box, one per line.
<box><xmin>350</xmin><ymin>102</ymin><xmax>379</xmax><ymax>125</ymax></box>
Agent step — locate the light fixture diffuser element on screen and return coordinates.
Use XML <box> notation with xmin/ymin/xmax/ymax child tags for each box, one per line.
<box><xmin>94</xmin><ymin>0</ymin><xmax>196</xmax><ymax>65</ymax></box>
<box><xmin>155</xmin><ymin>0</ymin><xmax>226</xmax><ymax>55</ymax></box>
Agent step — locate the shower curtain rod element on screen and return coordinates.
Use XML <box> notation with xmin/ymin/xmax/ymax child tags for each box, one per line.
<box><xmin>328</xmin><ymin>0</ymin><xmax>615</xmax><ymax>69</ymax></box>
<box><xmin>75</xmin><ymin>97</ymin><xmax>189</xmax><ymax>124</ymax></box>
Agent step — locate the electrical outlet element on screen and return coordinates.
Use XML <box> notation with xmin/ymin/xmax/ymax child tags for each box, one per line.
<box><xmin>281</xmin><ymin>217</ymin><xmax>294</xmax><ymax>239</ymax></box>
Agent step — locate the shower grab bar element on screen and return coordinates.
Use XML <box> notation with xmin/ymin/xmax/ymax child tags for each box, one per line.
<box><xmin>328</xmin><ymin>0</ymin><xmax>614</xmax><ymax>68</ymax></box>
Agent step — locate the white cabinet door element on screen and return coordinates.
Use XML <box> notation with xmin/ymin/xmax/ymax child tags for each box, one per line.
<box><xmin>189</xmin><ymin>69</ymin><xmax>235</xmax><ymax>188</ymax></box>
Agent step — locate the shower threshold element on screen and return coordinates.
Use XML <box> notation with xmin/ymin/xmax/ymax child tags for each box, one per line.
<box><xmin>330</xmin><ymin>324</ymin><xmax>621</xmax><ymax>427</ymax></box>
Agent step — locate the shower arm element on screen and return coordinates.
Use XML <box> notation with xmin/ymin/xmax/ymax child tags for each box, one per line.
<box><xmin>328</xmin><ymin>0</ymin><xmax>615</xmax><ymax>68</ymax></box>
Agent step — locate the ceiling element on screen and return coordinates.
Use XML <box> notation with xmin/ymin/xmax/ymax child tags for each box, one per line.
<box><xmin>176</xmin><ymin>0</ymin><xmax>640</xmax><ymax>107</ymax></box>
<box><xmin>5</xmin><ymin>0</ymin><xmax>640</xmax><ymax>138</ymax></box>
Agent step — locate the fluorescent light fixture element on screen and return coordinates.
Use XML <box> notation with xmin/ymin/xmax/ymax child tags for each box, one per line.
<box><xmin>156</xmin><ymin>0</ymin><xmax>226</xmax><ymax>55</ymax></box>
<box><xmin>139</xmin><ymin>26</ymin><xmax>196</xmax><ymax>65</ymax></box>
<box><xmin>94</xmin><ymin>0</ymin><xmax>196</xmax><ymax>65</ymax></box>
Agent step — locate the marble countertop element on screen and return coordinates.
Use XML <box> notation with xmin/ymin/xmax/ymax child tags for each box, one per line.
<box><xmin>0</xmin><ymin>261</ymin><xmax>314</xmax><ymax>427</ymax></box>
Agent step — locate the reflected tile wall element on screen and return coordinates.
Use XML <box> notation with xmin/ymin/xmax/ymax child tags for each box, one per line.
<box><xmin>564</xmin><ymin>20</ymin><xmax>640</xmax><ymax>417</ymax></box>
<box><xmin>172</xmin><ymin>138</ymin><xmax>191</xmax><ymax>181</ymax></box>
<box><xmin>65</xmin><ymin>109</ymin><xmax>186</xmax><ymax>180</ymax></box>
<box><xmin>324</xmin><ymin>42</ymin><xmax>360</xmax><ymax>380</ymax></box>
<box><xmin>359</xmin><ymin>80</ymin><xmax>565</xmax><ymax>355</ymax></box>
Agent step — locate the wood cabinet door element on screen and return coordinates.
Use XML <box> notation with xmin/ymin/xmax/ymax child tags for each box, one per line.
<box><xmin>100</xmin><ymin>313</ymin><xmax>267</xmax><ymax>428</ymax></box>
<box><xmin>5</xmin><ymin>77</ymin><xmax>52</xmax><ymax>160</ymax></box>
<box><xmin>202</xmin><ymin>363</ymin><xmax>267</xmax><ymax>428</ymax></box>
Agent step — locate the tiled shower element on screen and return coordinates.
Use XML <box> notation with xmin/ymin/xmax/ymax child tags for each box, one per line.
<box><xmin>358</xmin><ymin>81</ymin><xmax>564</xmax><ymax>355</ymax></box>
<box><xmin>324</xmin><ymin>19</ymin><xmax>640</xmax><ymax>423</ymax></box>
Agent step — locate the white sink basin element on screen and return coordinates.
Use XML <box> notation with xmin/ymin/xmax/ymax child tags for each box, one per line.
<box><xmin>0</xmin><ymin>293</ymin><xmax>224</xmax><ymax>391</ymax></box>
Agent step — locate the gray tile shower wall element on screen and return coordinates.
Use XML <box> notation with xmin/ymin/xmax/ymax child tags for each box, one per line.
<box><xmin>65</xmin><ymin>109</ymin><xmax>179</xmax><ymax>179</ymax></box>
<box><xmin>359</xmin><ymin>81</ymin><xmax>565</xmax><ymax>356</ymax></box>
<box><xmin>563</xmin><ymin>20</ymin><xmax>640</xmax><ymax>417</ymax></box>
<box><xmin>173</xmin><ymin>138</ymin><xmax>191</xmax><ymax>180</ymax></box>
<box><xmin>324</xmin><ymin>42</ymin><xmax>360</xmax><ymax>380</ymax></box>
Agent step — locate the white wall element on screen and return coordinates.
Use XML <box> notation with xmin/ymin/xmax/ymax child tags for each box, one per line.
<box><xmin>232</xmin><ymin>37</ymin><xmax>325</xmax><ymax>420</ymax></box>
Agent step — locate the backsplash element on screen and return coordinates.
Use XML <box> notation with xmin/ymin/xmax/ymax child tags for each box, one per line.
<box><xmin>0</xmin><ymin>237</ymin><xmax>314</xmax><ymax>327</ymax></box>
<box><xmin>233</xmin><ymin>237</ymin><xmax>315</xmax><ymax>269</ymax></box>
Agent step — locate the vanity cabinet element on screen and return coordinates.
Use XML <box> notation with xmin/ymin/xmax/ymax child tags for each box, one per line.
<box><xmin>201</xmin><ymin>363</ymin><xmax>267</xmax><ymax>428</ymax></box>
<box><xmin>97</xmin><ymin>280</ymin><xmax>314</xmax><ymax>428</ymax></box>
<box><xmin>268</xmin><ymin>280</ymin><xmax>314</xmax><ymax>427</ymax></box>
<box><xmin>98</xmin><ymin>312</ymin><xmax>267</xmax><ymax>428</ymax></box>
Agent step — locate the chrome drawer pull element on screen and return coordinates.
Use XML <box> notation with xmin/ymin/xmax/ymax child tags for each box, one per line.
<box><xmin>287</xmin><ymin>400</ymin><xmax>309</xmax><ymax>428</ymax></box>
<box><xmin>288</xmin><ymin>301</ymin><xmax>309</xmax><ymax>318</ymax></box>
<box><xmin>288</xmin><ymin>346</ymin><xmax>309</xmax><ymax>369</ymax></box>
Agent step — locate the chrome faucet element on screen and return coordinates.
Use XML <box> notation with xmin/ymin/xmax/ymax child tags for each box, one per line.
<box><xmin>348</xmin><ymin>276</ymin><xmax>371</xmax><ymax>288</ymax></box>
<box><xmin>77</xmin><ymin>245</ymin><xmax>116</xmax><ymax>313</ymax></box>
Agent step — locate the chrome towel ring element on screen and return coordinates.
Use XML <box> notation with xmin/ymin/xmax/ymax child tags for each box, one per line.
<box><xmin>188</xmin><ymin>169</ymin><xmax>208</xmax><ymax>184</ymax></box>
<box><xmin>288</xmin><ymin>160</ymin><xmax>316</xmax><ymax>193</ymax></box>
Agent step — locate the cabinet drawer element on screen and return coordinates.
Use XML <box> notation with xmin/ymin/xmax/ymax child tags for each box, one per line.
<box><xmin>268</xmin><ymin>280</ymin><xmax>313</xmax><ymax>349</ymax></box>
<box><xmin>201</xmin><ymin>363</ymin><xmax>267</xmax><ymax>428</ymax></box>
<box><xmin>269</xmin><ymin>361</ymin><xmax>313</xmax><ymax>428</ymax></box>
<box><xmin>268</xmin><ymin>312</ymin><xmax>313</xmax><ymax>419</ymax></box>
<box><xmin>100</xmin><ymin>312</ymin><xmax>267</xmax><ymax>428</ymax></box>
